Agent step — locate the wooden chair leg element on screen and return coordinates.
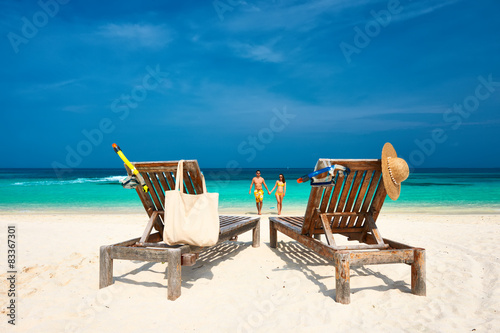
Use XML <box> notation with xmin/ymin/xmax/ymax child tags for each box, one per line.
<box><xmin>334</xmin><ymin>252</ymin><xmax>350</xmax><ymax>304</ymax></box>
<box><xmin>269</xmin><ymin>222</ymin><xmax>277</xmax><ymax>248</ymax></box>
<box><xmin>167</xmin><ymin>248</ymin><xmax>182</xmax><ymax>301</ymax></box>
<box><xmin>252</xmin><ymin>221</ymin><xmax>260</xmax><ymax>248</ymax></box>
<box><xmin>411</xmin><ymin>248</ymin><xmax>426</xmax><ymax>296</ymax></box>
<box><xmin>99</xmin><ymin>246</ymin><xmax>113</xmax><ymax>289</ymax></box>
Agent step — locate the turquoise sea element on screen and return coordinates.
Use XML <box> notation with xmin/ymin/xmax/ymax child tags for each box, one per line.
<box><xmin>1</xmin><ymin>168</ymin><xmax>499</xmax><ymax>214</ymax></box>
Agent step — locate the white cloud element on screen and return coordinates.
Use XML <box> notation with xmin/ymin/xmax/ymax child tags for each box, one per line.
<box><xmin>40</xmin><ymin>79</ymin><xmax>79</xmax><ymax>90</ymax></box>
<box><xmin>393</xmin><ymin>0</ymin><xmax>461</xmax><ymax>23</ymax></box>
<box><xmin>97</xmin><ymin>23</ymin><xmax>172</xmax><ymax>49</ymax></box>
<box><xmin>223</xmin><ymin>0</ymin><xmax>374</xmax><ymax>33</ymax></box>
<box><xmin>230</xmin><ymin>42</ymin><xmax>283</xmax><ymax>63</ymax></box>
<box><xmin>61</xmin><ymin>105</ymin><xmax>91</xmax><ymax>113</ymax></box>
<box><xmin>221</xmin><ymin>0</ymin><xmax>461</xmax><ymax>34</ymax></box>
<box><xmin>17</xmin><ymin>79</ymin><xmax>80</xmax><ymax>94</ymax></box>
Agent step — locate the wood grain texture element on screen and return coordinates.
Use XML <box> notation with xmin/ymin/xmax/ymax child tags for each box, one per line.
<box><xmin>270</xmin><ymin>221</ymin><xmax>277</xmax><ymax>248</ymax></box>
<box><xmin>411</xmin><ymin>248</ymin><xmax>426</xmax><ymax>296</ymax></box>
<box><xmin>334</xmin><ymin>252</ymin><xmax>350</xmax><ymax>304</ymax></box>
<box><xmin>167</xmin><ymin>248</ymin><xmax>182</xmax><ymax>300</ymax></box>
<box><xmin>252</xmin><ymin>220</ymin><xmax>260</xmax><ymax>248</ymax></box>
<box><xmin>99</xmin><ymin>246</ymin><xmax>113</xmax><ymax>289</ymax></box>
<box><xmin>302</xmin><ymin>186</ymin><xmax>322</xmax><ymax>235</ymax></box>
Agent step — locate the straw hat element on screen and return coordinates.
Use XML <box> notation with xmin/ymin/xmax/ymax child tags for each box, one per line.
<box><xmin>381</xmin><ymin>142</ymin><xmax>409</xmax><ymax>200</ymax></box>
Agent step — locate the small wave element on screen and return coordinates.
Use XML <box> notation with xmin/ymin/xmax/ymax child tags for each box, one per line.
<box><xmin>74</xmin><ymin>176</ymin><xmax>126</xmax><ymax>183</ymax></box>
<box><xmin>12</xmin><ymin>175</ymin><xmax>126</xmax><ymax>186</ymax></box>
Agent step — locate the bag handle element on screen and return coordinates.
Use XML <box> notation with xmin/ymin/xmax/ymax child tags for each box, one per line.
<box><xmin>175</xmin><ymin>160</ymin><xmax>208</xmax><ymax>194</ymax></box>
<box><xmin>175</xmin><ymin>160</ymin><xmax>185</xmax><ymax>192</ymax></box>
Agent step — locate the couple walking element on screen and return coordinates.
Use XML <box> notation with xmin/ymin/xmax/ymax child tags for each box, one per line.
<box><xmin>248</xmin><ymin>170</ymin><xmax>286</xmax><ymax>215</ymax></box>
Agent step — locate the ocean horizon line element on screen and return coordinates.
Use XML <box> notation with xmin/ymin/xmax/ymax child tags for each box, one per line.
<box><xmin>2</xmin><ymin>167</ymin><xmax>500</xmax><ymax>172</ymax></box>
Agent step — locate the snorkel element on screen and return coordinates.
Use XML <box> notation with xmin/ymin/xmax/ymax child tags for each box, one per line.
<box><xmin>112</xmin><ymin>143</ymin><xmax>149</xmax><ymax>193</ymax></box>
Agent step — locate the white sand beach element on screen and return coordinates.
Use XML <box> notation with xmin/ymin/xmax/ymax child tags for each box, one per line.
<box><xmin>0</xmin><ymin>213</ymin><xmax>499</xmax><ymax>332</ymax></box>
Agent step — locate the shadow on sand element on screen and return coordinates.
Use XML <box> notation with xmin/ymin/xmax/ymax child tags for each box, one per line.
<box><xmin>269</xmin><ymin>240</ymin><xmax>411</xmax><ymax>298</ymax></box>
<box><xmin>114</xmin><ymin>241</ymin><xmax>251</xmax><ymax>290</ymax></box>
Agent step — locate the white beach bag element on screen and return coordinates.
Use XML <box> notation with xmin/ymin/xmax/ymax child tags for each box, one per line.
<box><xmin>163</xmin><ymin>160</ymin><xmax>220</xmax><ymax>247</ymax></box>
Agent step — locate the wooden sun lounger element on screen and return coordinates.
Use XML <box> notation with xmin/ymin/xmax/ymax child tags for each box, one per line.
<box><xmin>99</xmin><ymin>160</ymin><xmax>260</xmax><ymax>300</ymax></box>
<box><xmin>269</xmin><ymin>159</ymin><xmax>426</xmax><ymax>304</ymax></box>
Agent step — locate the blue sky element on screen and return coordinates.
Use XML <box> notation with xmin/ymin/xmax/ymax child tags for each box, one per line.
<box><xmin>1</xmin><ymin>0</ymin><xmax>499</xmax><ymax>171</ymax></box>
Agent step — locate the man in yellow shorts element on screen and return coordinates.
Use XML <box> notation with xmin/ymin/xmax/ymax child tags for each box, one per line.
<box><xmin>249</xmin><ymin>170</ymin><xmax>270</xmax><ymax>215</ymax></box>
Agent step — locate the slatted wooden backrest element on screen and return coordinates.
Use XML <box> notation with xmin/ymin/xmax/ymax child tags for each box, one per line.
<box><xmin>125</xmin><ymin>160</ymin><xmax>204</xmax><ymax>218</ymax></box>
<box><xmin>302</xmin><ymin>159</ymin><xmax>387</xmax><ymax>236</ymax></box>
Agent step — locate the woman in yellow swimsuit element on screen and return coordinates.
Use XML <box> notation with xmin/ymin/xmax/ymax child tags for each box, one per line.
<box><xmin>270</xmin><ymin>174</ymin><xmax>286</xmax><ymax>215</ymax></box>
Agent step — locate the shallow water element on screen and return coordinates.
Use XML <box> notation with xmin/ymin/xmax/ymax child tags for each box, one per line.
<box><xmin>1</xmin><ymin>168</ymin><xmax>499</xmax><ymax>214</ymax></box>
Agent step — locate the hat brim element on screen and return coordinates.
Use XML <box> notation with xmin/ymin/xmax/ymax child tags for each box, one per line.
<box><xmin>381</xmin><ymin>142</ymin><xmax>401</xmax><ymax>200</ymax></box>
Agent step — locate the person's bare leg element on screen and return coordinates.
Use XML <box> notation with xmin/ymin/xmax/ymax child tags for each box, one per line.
<box><xmin>276</xmin><ymin>194</ymin><xmax>281</xmax><ymax>215</ymax></box>
<box><xmin>257</xmin><ymin>201</ymin><xmax>262</xmax><ymax>215</ymax></box>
